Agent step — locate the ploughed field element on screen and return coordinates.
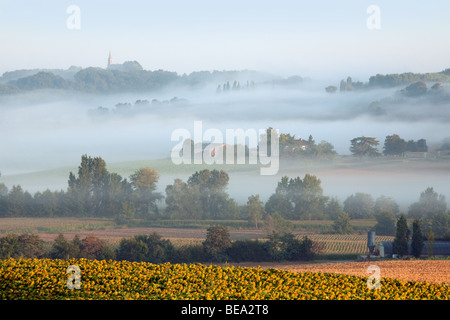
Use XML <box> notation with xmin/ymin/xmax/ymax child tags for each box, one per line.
<box><xmin>228</xmin><ymin>260</ymin><xmax>450</xmax><ymax>285</ymax></box>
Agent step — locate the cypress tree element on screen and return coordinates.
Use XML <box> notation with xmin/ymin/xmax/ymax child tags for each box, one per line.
<box><xmin>411</xmin><ymin>219</ymin><xmax>424</xmax><ymax>258</ymax></box>
<box><xmin>393</xmin><ymin>215</ymin><xmax>410</xmax><ymax>257</ymax></box>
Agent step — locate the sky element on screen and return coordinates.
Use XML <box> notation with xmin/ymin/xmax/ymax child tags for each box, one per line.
<box><xmin>1</xmin><ymin>0</ymin><xmax>450</xmax><ymax>81</ymax></box>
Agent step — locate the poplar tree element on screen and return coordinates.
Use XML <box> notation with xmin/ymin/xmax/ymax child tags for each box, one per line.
<box><xmin>246</xmin><ymin>194</ymin><xmax>264</xmax><ymax>229</ymax></box>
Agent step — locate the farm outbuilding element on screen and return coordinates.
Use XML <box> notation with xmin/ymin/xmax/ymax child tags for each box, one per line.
<box><xmin>378</xmin><ymin>241</ymin><xmax>450</xmax><ymax>258</ymax></box>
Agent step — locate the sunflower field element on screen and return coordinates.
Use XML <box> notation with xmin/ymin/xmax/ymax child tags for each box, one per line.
<box><xmin>0</xmin><ymin>258</ymin><xmax>448</xmax><ymax>300</ymax></box>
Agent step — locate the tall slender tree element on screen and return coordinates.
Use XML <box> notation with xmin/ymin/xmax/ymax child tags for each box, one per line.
<box><xmin>246</xmin><ymin>194</ymin><xmax>265</xmax><ymax>229</ymax></box>
<box><xmin>411</xmin><ymin>219</ymin><xmax>424</xmax><ymax>258</ymax></box>
<box><xmin>130</xmin><ymin>167</ymin><xmax>162</xmax><ymax>217</ymax></box>
<box><xmin>393</xmin><ymin>215</ymin><xmax>410</xmax><ymax>257</ymax></box>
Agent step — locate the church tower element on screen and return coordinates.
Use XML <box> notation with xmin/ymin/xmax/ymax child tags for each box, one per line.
<box><xmin>107</xmin><ymin>51</ymin><xmax>113</xmax><ymax>69</ymax></box>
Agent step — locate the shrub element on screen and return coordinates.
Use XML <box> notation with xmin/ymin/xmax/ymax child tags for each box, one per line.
<box><xmin>203</xmin><ymin>226</ymin><xmax>231</xmax><ymax>262</ymax></box>
<box><xmin>79</xmin><ymin>235</ymin><xmax>115</xmax><ymax>260</ymax></box>
<box><xmin>17</xmin><ymin>234</ymin><xmax>46</xmax><ymax>259</ymax></box>
<box><xmin>116</xmin><ymin>237</ymin><xmax>149</xmax><ymax>262</ymax></box>
<box><xmin>146</xmin><ymin>232</ymin><xmax>175</xmax><ymax>263</ymax></box>
<box><xmin>0</xmin><ymin>233</ymin><xmax>46</xmax><ymax>259</ymax></box>
<box><xmin>293</xmin><ymin>236</ymin><xmax>316</xmax><ymax>261</ymax></box>
<box><xmin>264</xmin><ymin>233</ymin><xmax>316</xmax><ymax>261</ymax></box>
<box><xmin>172</xmin><ymin>244</ymin><xmax>206</xmax><ymax>263</ymax></box>
<box><xmin>0</xmin><ymin>234</ymin><xmax>20</xmax><ymax>259</ymax></box>
<box><xmin>227</xmin><ymin>240</ymin><xmax>271</xmax><ymax>262</ymax></box>
<box><xmin>116</xmin><ymin>233</ymin><xmax>174</xmax><ymax>263</ymax></box>
<box><xmin>49</xmin><ymin>233</ymin><xmax>75</xmax><ymax>259</ymax></box>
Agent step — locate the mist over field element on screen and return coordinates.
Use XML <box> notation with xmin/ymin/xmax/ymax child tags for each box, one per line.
<box><xmin>1</xmin><ymin>75</ymin><xmax>450</xmax><ymax>210</ymax></box>
<box><xmin>3</xmin><ymin>3</ymin><xmax>450</xmax><ymax>307</ymax></box>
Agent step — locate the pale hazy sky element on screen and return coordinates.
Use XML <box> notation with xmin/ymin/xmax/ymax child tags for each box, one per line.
<box><xmin>1</xmin><ymin>0</ymin><xmax>450</xmax><ymax>80</ymax></box>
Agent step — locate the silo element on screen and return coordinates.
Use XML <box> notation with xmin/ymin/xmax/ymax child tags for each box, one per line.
<box><xmin>367</xmin><ymin>230</ymin><xmax>376</xmax><ymax>254</ymax></box>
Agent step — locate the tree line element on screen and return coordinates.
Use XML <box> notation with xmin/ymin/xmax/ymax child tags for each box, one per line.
<box><xmin>264</xmin><ymin>130</ymin><xmax>441</xmax><ymax>160</ymax></box>
<box><xmin>326</xmin><ymin>69</ymin><xmax>450</xmax><ymax>93</ymax></box>
<box><xmin>0</xmin><ymin>155</ymin><xmax>162</xmax><ymax>222</ymax></box>
<box><xmin>0</xmin><ymin>154</ymin><xmax>449</xmax><ymax>239</ymax></box>
<box><xmin>0</xmin><ymin>67</ymin><xmax>276</xmax><ymax>95</ymax></box>
<box><xmin>276</xmin><ymin>130</ymin><xmax>445</xmax><ymax>160</ymax></box>
<box><xmin>349</xmin><ymin>135</ymin><xmax>432</xmax><ymax>159</ymax></box>
<box><xmin>0</xmin><ymin>226</ymin><xmax>317</xmax><ymax>263</ymax></box>
<box><xmin>389</xmin><ymin>214</ymin><xmax>448</xmax><ymax>259</ymax></box>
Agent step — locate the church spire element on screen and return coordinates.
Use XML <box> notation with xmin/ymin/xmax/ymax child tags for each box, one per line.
<box><xmin>107</xmin><ymin>51</ymin><xmax>113</xmax><ymax>68</ymax></box>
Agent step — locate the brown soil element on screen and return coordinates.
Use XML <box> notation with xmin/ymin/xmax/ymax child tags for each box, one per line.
<box><xmin>36</xmin><ymin>226</ymin><xmax>267</xmax><ymax>243</ymax></box>
<box><xmin>225</xmin><ymin>260</ymin><xmax>450</xmax><ymax>285</ymax></box>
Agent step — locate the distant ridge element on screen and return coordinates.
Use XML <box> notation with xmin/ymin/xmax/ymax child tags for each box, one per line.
<box><xmin>0</xmin><ymin>63</ymin><xmax>286</xmax><ymax>95</ymax></box>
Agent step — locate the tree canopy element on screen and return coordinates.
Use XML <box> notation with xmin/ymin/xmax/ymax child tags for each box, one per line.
<box><xmin>408</xmin><ymin>187</ymin><xmax>447</xmax><ymax>219</ymax></box>
<box><xmin>65</xmin><ymin>155</ymin><xmax>160</xmax><ymax>219</ymax></box>
<box><xmin>267</xmin><ymin>174</ymin><xmax>329</xmax><ymax>220</ymax></box>
<box><xmin>383</xmin><ymin>134</ymin><xmax>428</xmax><ymax>155</ymax></box>
<box><xmin>165</xmin><ymin>169</ymin><xmax>238</xmax><ymax>220</ymax></box>
<box><xmin>350</xmin><ymin>137</ymin><xmax>380</xmax><ymax>158</ymax></box>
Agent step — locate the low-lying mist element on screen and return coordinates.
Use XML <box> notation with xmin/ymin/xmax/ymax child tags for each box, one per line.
<box><xmin>1</xmin><ymin>79</ymin><xmax>450</xmax><ymax>209</ymax></box>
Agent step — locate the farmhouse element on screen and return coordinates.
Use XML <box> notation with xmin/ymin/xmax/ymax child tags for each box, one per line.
<box><xmin>403</xmin><ymin>151</ymin><xmax>429</xmax><ymax>159</ymax></box>
<box><xmin>378</xmin><ymin>241</ymin><xmax>450</xmax><ymax>258</ymax></box>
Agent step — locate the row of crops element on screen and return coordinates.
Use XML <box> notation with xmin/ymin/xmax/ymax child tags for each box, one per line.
<box><xmin>0</xmin><ymin>258</ymin><xmax>448</xmax><ymax>300</ymax></box>
<box><xmin>308</xmin><ymin>234</ymin><xmax>394</xmax><ymax>254</ymax></box>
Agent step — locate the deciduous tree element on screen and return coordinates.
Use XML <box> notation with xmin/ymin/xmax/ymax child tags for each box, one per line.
<box><xmin>333</xmin><ymin>212</ymin><xmax>353</xmax><ymax>234</ymax></box>
<box><xmin>203</xmin><ymin>226</ymin><xmax>231</xmax><ymax>261</ymax></box>
<box><xmin>130</xmin><ymin>167</ymin><xmax>163</xmax><ymax>218</ymax></box>
<box><xmin>408</xmin><ymin>187</ymin><xmax>447</xmax><ymax>219</ymax></box>
<box><xmin>383</xmin><ymin>134</ymin><xmax>407</xmax><ymax>156</ymax></box>
<box><xmin>374</xmin><ymin>210</ymin><xmax>397</xmax><ymax>236</ymax></box>
<box><xmin>344</xmin><ymin>193</ymin><xmax>374</xmax><ymax>219</ymax></box>
<box><xmin>246</xmin><ymin>195</ymin><xmax>265</xmax><ymax>229</ymax></box>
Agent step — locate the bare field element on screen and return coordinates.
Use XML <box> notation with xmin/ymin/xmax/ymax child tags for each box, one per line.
<box><xmin>35</xmin><ymin>227</ymin><xmax>207</xmax><ymax>243</ymax></box>
<box><xmin>34</xmin><ymin>226</ymin><xmax>268</xmax><ymax>245</ymax></box>
<box><xmin>0</xmin><ymin>217</ymin><xmax>112</xmax><ymax>233</ymax></box>
<box><xmin>226</xmin><ymin>260</ymin><xmax>450</xmax><ymax>285</ymax></box>
<box><xmin>0</xmin><ymin>217</ymin><xmax>268</xmax><ymax>244</ymax></box>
